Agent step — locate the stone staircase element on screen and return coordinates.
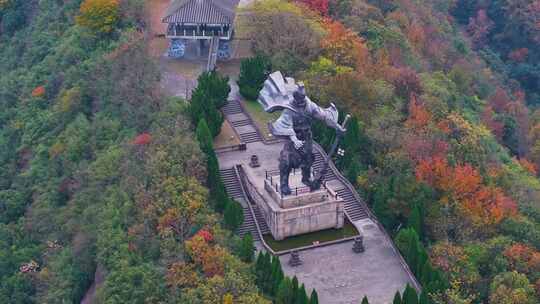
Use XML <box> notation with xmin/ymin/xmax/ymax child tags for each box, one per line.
<box><xmin>219</xmin><ymin>167</ymin><xmax>269</xmax><ymax>241</ymax></box>
<box><xmin>222</xmin><ymin>100</ymin><xmax>263</xmax><ymax>143</ymax></box>
<box><xmin>222</xmin><ymin>100</ymin><xmax>243</xmax><ymax>115</ymax></box>
<box><xmin>313</xmin><ymin>150</ymin><xmax>369</xmax><ymax>222</ymax></box>
<box><xmin>219</xmin><ymin>168</ymin><xmax>244</xmax><ymax>202</ymax></box>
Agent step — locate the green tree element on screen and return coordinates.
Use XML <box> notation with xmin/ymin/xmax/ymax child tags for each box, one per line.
<box><xmin>238</xmin><ymin>234</ymin><xmax>254</xmax><ymax>262</ymax></box>
<box><xmin>238</xmin><ymin>55</ymin><xmax>271</xmax><ymax>100</ymax></box>
<box><xmin>296</xmin><ymin>284</ymin><xmax>309</xmax><ymax>304</ymax></box>
<box><xmin>309</xmin><ymin>289</ymin><xmax>319</xmax><ymax>304</ymax></box>
<box><xmin>76</xmin><ymin>0</ymin><xmax>120</xmax><ymax>34</ymax></box>
<box><xmin>196</xmin><ymin>118</ymin><xmax>227</xmax><ymax>211</ymax></box>
<box><xmin>402</xmin><ymin>284</ymin><xmax>418</xmax><ymax>304</ymax></box>
<box><xmin>276</xmin><ymin>277</ymin><xmax>294</xmax><ymax>304</ymax></box>
<box><xmin>292</xmin><ymin>276</ymin><xmax>299</xmax><ymax>304</ymax></box>
<box><xmin>393</xmin><ymin>291</ymin><xmax>402</xmax><ymax>304</ymax></box>
<box><xmin>224</xmin><ymin>199</ymin><xmax>244</xmax><ymax>230</ymax></box>
<box><xmin>407</xmin><ymin>204</ymin><xmax>423</xmax><ymax>239</ymax></box>
<box><xmin>270</xmin><ymin>256</ymin><xmax>285</xmax><ymax>296</ymax></box>
<box><xmin>418</xmin><ymin>291</ymin><xmax>429</xmax><ymax>304</ymax></box>
<box><xmin>361</xmin><ymin>295</ymin><xmax>369</xmax><ymax>304</ymax></box>
<box><xmin>489</xmin><ymin>271</ymin><xmax>536</xmax><ymax>304</ymax></box>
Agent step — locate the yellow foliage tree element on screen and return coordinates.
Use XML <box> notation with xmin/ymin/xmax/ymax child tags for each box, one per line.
<box><xmin>76</xmin><ymin>0</ymin><xmax>120</xmax><ymax>34</ymax></box>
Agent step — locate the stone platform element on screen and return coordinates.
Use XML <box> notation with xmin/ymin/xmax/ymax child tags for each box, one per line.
<box><xmin>260</xmin><ymin>171</ymin><xmax>344</xmax><ymax>240</ymax></box>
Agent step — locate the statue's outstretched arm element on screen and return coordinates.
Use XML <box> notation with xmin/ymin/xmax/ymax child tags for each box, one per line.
<box><xmin>308</xmin><ymin>100</ymin><xmax>346</xmax><ymax>133</ymax></box>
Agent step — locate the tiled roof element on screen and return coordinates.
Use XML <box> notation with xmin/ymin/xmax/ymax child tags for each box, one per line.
<box><xmin>162</xmin><ymin>0</ymin><xmax>238</xmax><ymax>24</ymax></box>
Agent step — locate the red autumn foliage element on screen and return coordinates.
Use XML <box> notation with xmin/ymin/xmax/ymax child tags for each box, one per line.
<box><xmin>489</xmin><ymin>87</ymin><xmax>512</xmax><ymax>113</ymax></box>
<box><xmin>321</xmin><ymin>20</ymin><xmax>369</xmax><ymax>70</ymax></box>
<box><xmin>416</xmin><ymin>157</ymin><xmax>517</xmax><ymax>226</ymax></box>
<box><xmin>405</xmin><ymin>137</ymin><xmax>449</xmax><ymax>162</ymax></box>
<box><xmin>508</xmin><ymin>48</ymin><xmax>529</xmax><ymax>62</ymax></box>
<box><xmin>295</xmin><ymin>0</ymin><xmax>328</xmax><ymax>15</ymax></box>
<box><xmin>196</xmin><ymin>229</ymin><xmax>214</xmax><ymax>242</ymax></box>
<box><xmin>481</xmin><ymin>106</ymin><xmax>504</xmax><ymax>141</ymax></box>
<box><xmin>31</xmin><ymin>86</ymin><xmax>46</xmax><ymax>98</ymax></box>
<box><xmin>504</xmin><ymin>243</ymin><xmax>540</xmax><ymax>275</ymax></box>
<box><xmin>391</xmin><ymin>68</ymin><xmax>423</xmax><ymax>100</ymax></box>
<box><xmin>132</xmin><ymin>133</ymin><xmax>152</xmax><ymax>145</ymax></box>
<box><xmin>467</xmin><ymin>9</ymin><xmax>494</xmax><ymax>47</ymax></box>
<box><xmin>405</xmin><ymin>94</ymin><xmax>431</xmax><ymax>130</ymax></box>
<box><xmin>517</xmin><ymin>157</ymin><xmax>537</xmax><ymax>175</ymax></box>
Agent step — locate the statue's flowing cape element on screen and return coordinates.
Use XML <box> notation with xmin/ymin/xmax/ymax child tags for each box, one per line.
<box><xmin>257</xmin><ymin>71</ymin><xmax>339</xmax><ymax>137</ymax></box>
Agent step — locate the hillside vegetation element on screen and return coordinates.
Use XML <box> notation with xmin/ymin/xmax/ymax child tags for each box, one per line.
<box><xmin>0</xmin><ymin>0</ymin><xmax>267</xmax><ymax>303</ymax></box>
<box><xmin>242</xmin><ymin>0</ymin><xmax>540</xmax><ymax>302</ymax></box>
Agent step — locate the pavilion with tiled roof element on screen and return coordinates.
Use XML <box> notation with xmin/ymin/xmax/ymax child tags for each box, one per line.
<box><xmin>162</xmin><ymin>0</ymin><xmax>239</xmax><ymax>40</ymax></box>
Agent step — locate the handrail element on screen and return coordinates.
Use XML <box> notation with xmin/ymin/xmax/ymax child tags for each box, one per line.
<box><xmin>235</xmin><ymin>165</ymin><xmax>277</xmax><ymax>255</ymax></box>
<box><xmin>234</xmin><ymin>99</ymin><xmax>422</xmax><ymax>291</ymax></box>
<box><xmin>312</xmin><ymin>141</ymin><xmax>422</xmax><ymax>292</ymax></box>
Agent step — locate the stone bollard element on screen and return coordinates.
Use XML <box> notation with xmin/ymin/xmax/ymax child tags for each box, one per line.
<box><xmin>289</xmin><ymin>250</ymin><xmax>302</xmax><ymax>267</ymax></box>
<box><xmin>353</xmin><ymin>235</ymin><xmax>365</xmax><ymax>253</ymax></box>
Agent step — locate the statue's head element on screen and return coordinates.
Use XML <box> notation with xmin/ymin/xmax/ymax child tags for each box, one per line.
<box><xmin>292</xmin><ymin>89</ymin><xmax>306</xmax><ymax>108</ymax></box>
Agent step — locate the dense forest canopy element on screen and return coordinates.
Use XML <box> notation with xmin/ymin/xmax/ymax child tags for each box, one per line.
<box><xmin>0</xmin><ymin>0</ymin><xmax>539</xmax><ymax>303</ymax></box>
<box><xmin>242</xmin><ymin>0</ymin><xmax>540</xmax><ymax>302</ymax></box>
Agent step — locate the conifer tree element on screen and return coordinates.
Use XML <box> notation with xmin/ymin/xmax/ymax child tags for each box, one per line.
<box><xmin>292</xmin><ymin>276</ymin><xmax>299</xmax><ymax>304</ymax></box>
<box><xmin>361</xmin><ymin>296</ymin><xmax>369</xmax><ymax>304</ymax></box>
<box><xmin>393</xmin><ymin>291</ymin><xmax>402</xmax><ymax>304</ymax></box>
<box><xmin>276</xmin><ymin>277</ymin><xmax>294</xmax><ymax>304</ymax></box>
<box><xmin>238</xmin><ymin>55</ymin><xmax>271</xmax><ymax>100</ymax></box>
<box><xmin>255</xmin><ymin>251</ymin><xmax>264</xmax><ymax>287</ymax></box>
<box><xmin>297</xmin><ymin>284</ymin><xmax>309</xmax><ymax>304</ymax></box>
<box><xmin>270</xmin><ymin>256</ymin><xmax>284</xmax><ymax>296</ymax></box>
<box><xmin>262</xmin><ymin>252</ymin><xmax>272</xmax><ymax>293</ymax></box>
<box><xmin>238</xmin><ymin>234</ymin><xmax>254</xmax><ymax>262</ymax></box>
<box><xmin>407</xmin><ymin>204</ymin><xmax>423</xmax><ymax>239</ymax></box>
<box><xmin>224</xmin><ymin>199</ymin><xmax>244</xmax><ymax>230</ymax></box>
<box><xmin>418</xmin><ymin>291</ymin><xmax>429</xmax><ymax>304</ymax></box>
<box><xmin>403</xmin><ymin>284</ymin><xmax>418</xmax><ymax>304</ymax></box>
<box><xmin>309</xmin><ymin>290</ymin><xmax>319</xmax><ymax>304</ymax></box>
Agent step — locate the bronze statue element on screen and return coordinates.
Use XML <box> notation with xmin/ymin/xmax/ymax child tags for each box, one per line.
<box><xmin>258</xmin><ymin>72</ymin><xmax>347</xmax><ymax>195</ymax></box>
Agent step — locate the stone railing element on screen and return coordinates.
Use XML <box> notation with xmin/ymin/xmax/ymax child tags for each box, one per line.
<box><xmin>313</xmin><ymin>142</ymin><xmax>422</xmax><ymax>292</ymax></box>
<box><xmin>215</xmin><ymin>143</ymin><xmax>247</xmax><ymax>154</ymax></box>
<box><xmin>235</xmin><ymin>165</ymin><xmax>277</xmax><ymax>255</ymax></box>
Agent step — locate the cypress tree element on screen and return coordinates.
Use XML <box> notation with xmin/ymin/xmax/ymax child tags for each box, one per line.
<box><xmin>403</xmin><ymin>284</ymin><xmax>418</xmax><ymax>304</ymax></box>
<box><xmin>270</xmin><ymin>256</ymin><xmax>284</xmax><ymax>296</ymax></box>
<box><xmin>361</xmin><ymin>296</ymin><xmax>369</xmax><ymax>304</ymax></box>
<box><xmin>407</xmin><ymin>204</ymin><xmax>422</xmax><ymax>239</ymax></box>
<box><xmin>276</xmin><ymin>277</ymin><xmax>294</xmax><ymax>304</ymax></box>
<box><xmin>238</xmin><ymin>234</ymin><xmax>254</xmax><ymax>262</ymax></box>
<box><xmin>420</xmin><ymin>260</ymin><xmax>434</xmax><ymax>287</ymax></box>
<box><xmin>296</xmin><ymin>284</ymin><xmax>309</xmax><ymax>304</ymax></box>
<box><xmin>418</xmin><ymin>291</ymin><xmax>429</xmax><ymax>304</ymax></box>
<box><xmin>415</xmin><ymin>245</ymin><xmax>428</xmax><ymax>278</ymax></box>
<box><xmin>291</xmin><ymin>276</ymin><xmax>299</xmax><ymax>304</ymax></box>
<box><xmin>261</xmin><ymin>252</ymin><xmax>272</xmax><ymax>293</ymax></box>
<box><xmin>393</xmin><ymin>291</ymin><xmax>402</xmax><ymax>304</ymax></box>
<box><xmin>224</xmin><ymin>199</ymin><xmax>244</xmax><ymax>230</ymax></box>
<box><xmin>309</xmin><ymin>289</ymin><xmax>319</xmax><ymax>304</ymax></box>
<box><xmin>255</xmin><ymin>252</ymin><xmax>264</xmax><ymax>287</ymax></box>
<box><xmin>238</xmin><ymin>55</ymin><xmax>270</xmax><ymax>100</ymax></box>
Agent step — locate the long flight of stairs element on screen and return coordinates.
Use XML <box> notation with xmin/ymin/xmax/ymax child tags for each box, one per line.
<box><xmin>221</xmin><ymin>100</ymin><xmax>263</xmax><ymax>143</ymax></box>
<box><xmin>313</xmin><ymin>150</ymin><xmax>368</xmax><ymax>222</ymax></box>
<box><xmin>219</xmin><ymin>168</ymin><xmax>244</xmax><ymax>202</ymax></box>
<box><xmin>219</xmin><ymin>167</ymin><xmax>269</xmax><ymax>241</ymax></box>
<box><xmin>222</xmin><ymin>100</ymin><xmax>243</xmax><ymax>115</ymax></box>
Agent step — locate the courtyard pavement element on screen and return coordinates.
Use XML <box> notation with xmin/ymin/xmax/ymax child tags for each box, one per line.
<box><xmin>218</xmin><ymin>142</ymin><xmax>415</xmax><ymax>304</ymax></box>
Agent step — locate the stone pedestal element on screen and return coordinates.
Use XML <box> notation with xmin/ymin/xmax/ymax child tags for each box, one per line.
<box><xmin>259</xmin><ymin>171</ymin><xmax>344</xmax><ymax>240</ymax></box>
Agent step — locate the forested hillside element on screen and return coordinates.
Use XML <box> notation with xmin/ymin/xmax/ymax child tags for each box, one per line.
<box><xmin>0</xmin><ymin>0</ymin><xmax>266</xmax><ymax>303</ymax></box>
<box><xmin>241</xmin><ymin>0</ymin><xmax>540</xmax><ymax>302</ymax></box>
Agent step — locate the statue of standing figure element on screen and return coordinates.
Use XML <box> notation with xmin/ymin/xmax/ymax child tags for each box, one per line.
<box><xmin>258</xmin><ymin>72</ymin><xmax>347</xmax><ymax>195</ymax></box>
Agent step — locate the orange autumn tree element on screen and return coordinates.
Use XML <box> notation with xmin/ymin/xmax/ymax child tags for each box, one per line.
<box><xmin>416</xmin><ymin>157</ymin><xmax>517</xmax><ymax>227</ymax></box>
<box><xmin>76</xmin><ymin>0</ymin><xmax>120</xmax><ymax>34</ymax></box>
<box><xmin>321</xmin><ymin>20</ymin><xmax>369</xmax><ymax>70</ymax></box>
